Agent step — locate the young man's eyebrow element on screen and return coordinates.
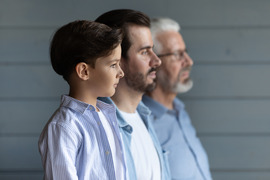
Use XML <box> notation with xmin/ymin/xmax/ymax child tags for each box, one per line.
<box><xmin>139</xmin><ymin>45</ymin><xmax>153</xmax><ymax>51</ymax></box>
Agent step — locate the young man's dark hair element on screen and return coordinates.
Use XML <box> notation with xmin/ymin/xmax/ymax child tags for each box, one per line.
<box><xmin>50</xmin><ymin>20</ymin><xmax>122</xmax><ymax>82</ymax></box>
<box><xmin>95</xmin><ymin>9</ymin><xmax>150</xmax><ymax>59</ymax></box>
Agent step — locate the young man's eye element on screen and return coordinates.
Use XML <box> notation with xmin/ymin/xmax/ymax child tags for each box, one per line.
<box><xmin>141</xmin><ymin>50</ymin><xmax>148</xmax><ymax>55</ymax></box>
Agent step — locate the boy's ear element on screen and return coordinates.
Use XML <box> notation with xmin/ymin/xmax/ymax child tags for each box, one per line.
<box><xmin>75</xmin><ymin>62</ymin><xmax>91</xmax><ymax>80</ymax></box>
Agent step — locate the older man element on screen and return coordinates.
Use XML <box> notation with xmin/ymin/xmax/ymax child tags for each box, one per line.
<box><xmin>143</xmin><ymin>18</ymin><xmax>212</xmax><ymax>180</ymax></box>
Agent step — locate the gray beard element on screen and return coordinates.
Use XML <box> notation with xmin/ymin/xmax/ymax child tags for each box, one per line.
<box><xmin>157</xmin><ymin>68</ymin><xmax>193</xmax><ymax>94</ymax></box>
<box><xmin>172</xmin><ymin>79</ymin><xmax>193</xmax><ymax>93</ymax></box>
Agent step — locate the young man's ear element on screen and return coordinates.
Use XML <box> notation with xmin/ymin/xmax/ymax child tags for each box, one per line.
<box><xmin>75</xmin><ymin>62</ymin><xmax>91</xmax><ymax>80</ymax></box>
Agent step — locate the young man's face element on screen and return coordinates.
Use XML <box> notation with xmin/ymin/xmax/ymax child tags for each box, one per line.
<box><xmin>156</xmin><ymin>31</ymin><xmax>193</xmax><ymax>93</ymax></box>
<box><xmin>89</xmin><ymin>44</ymin><xmax>124</xmax><ymax>97</ymax></box>
<box><xmin>121</xmin><ymin>25</ymin><xmax>161</xmax><ymax>92</ymax></box>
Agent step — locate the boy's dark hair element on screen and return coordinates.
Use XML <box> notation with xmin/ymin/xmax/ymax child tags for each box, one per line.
<box><xmin>50</xmin><ymin>20</ymin><xmax>123</xmax><ymax>82</ymax></box>
<box><xmin>95</xmin><ymin>9</ymin><xmax>150</xmax><ymax>59</ymax></box>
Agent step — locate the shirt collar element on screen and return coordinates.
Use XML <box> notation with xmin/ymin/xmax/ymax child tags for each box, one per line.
<box><xmin>98</xmin><ymin>97</ymin><xmax>129</xmax><ymax>128</ymax></box>
<box><xmin>98</xmin><ymin>97</ymin><xmax>152</xmax><ymax>131</ymax></box>
<box><xmin>136</xmin><ymin>101</ymin><xmax>151</xmax><ymax>128</ymax></box>
<box><xmin>173</xmin><ymin>96</ymin><xmax>185</xmax><ymax>110</ymax></box>
<box><xmin>142</xmin><ymin>95</ymin><xmax>168</xmax><ymax>118</ymax></box>
<box><xmin>61</xmin><ymin>95</ymin><xmax>115</xmax><ymax>114</ymax></box>
<box><xmin>60</xmin><ymin>95</ymin><xmax>94</xmax><ymax>114</ymax></box>
<box><xmin>142</xmin><ymin>95</ymin><xmax>186</xmax><ymax>115</ymax></box>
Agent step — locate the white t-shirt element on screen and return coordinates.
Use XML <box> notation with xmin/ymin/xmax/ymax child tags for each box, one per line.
<box><xmin>119</xmin><ymin>110</ymin><xmax>161</xmax><ymax>180</ymax></box>
<box><xmin>98</xmin><ymin>110</ymin><xmax>125</xmax><ymax>180</ymax></box>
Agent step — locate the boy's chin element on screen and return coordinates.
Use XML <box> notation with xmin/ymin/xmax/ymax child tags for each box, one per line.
<box><xmin>108</xmin><ymin>91</ymin><xmax>116</xmax><ymax>98</ymax></box>
<box><xmin>98</xmin><ymin>90</ymin><xmax>115</xmax><ymax>98</ymax></box>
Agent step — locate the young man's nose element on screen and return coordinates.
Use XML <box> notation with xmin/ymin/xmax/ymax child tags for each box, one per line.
<box><xmin>149</xmin><ymin>52</ymin><xmax>162</xmax><ymax>68</ymax></box>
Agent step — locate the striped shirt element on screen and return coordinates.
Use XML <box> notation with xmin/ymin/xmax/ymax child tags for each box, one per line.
<box><xmin>38</xmin><ymin>95</ymin><xmax>126</xmax><ymax>180</ymax></box>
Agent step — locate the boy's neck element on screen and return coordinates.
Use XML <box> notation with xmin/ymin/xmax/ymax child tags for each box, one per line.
<box><xmin>111</xmin><ymin>80</ymin><xmax>143</xmax><ymax>113</ymax></box>
<box><xmin>69</xmin><ymin>87</ymin><xmax>98</xmax><ymax>110</ymax></box>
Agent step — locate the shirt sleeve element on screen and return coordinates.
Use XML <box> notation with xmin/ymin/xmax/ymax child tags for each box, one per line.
<box><xmin>39</xmin><ymin>122</ymin><xmax>81</xmax><ymax>180</ymax></box>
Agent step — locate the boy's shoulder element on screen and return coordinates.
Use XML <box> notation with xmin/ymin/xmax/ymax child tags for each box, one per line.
<box><xmin>45</xmin><ymin>95</ymin><xmax>90</xmax><ymax>129</ymax></box>
<box><xmin>48</xmin><ymin>95</ymin><xmax>116</xmax><ymax>127</ymax></box>
<box><xmin>49</xmin><ymin>105</ymin><xmax>79</xmax><ymax>124</ymax></box>
<box><xmin>42</xmin><ymin>106</ymin><xmax>82</xmax><ymax>138</ymax></box>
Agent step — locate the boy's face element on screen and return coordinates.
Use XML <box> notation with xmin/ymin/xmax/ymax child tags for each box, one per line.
<box><xmin>88</xmin><ymin>44</ymin><xmax>124</xmax><ymax>97</ymax></box>
<box><xmin>121</xmin><ymin>25</ymin><xmax>161</xmax><ymax>92</ymax></box>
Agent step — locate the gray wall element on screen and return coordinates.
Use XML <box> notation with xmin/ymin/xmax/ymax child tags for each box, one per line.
<box><xmin>1</xmin><ymin>0</ymin><xmax>270</xmax><ymax>179</ymax></box>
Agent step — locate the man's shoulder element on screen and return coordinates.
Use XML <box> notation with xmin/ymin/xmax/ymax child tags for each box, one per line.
<box><xmin>142</xmin><ymin>95</ymin><xmax>168</xmax><ymax>117</ymax></box>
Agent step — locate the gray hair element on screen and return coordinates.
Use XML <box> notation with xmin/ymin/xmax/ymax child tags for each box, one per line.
<box><xmin>151</xmin><ymin>18</ymin><xmax>181</xmax><ymax>54</ymax></box>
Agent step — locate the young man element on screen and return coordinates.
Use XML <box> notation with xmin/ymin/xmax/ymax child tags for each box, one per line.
<box><xmin>96</xmin><ymin>9</ymin><xmax>170</xmax><ymax>180</ymax></box>
<box><xmin>143</xmin><ymin>18</ymin><xmax>212</xmax><ymax>180</ymax></box>
<box><xmin>38</xmin><ymin>20</ymin><xmax>126</xmax><ymax>180</ymax></box>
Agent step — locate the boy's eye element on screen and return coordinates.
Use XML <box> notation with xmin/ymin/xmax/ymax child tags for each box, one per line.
<box><xmin>110</xmin><ymin>64</ymin><xmax>116</xmax><ymax>68</ymax></box>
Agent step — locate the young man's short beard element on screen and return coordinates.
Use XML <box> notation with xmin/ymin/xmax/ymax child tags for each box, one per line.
<box><xmin>124</xmin><ymin>71</ymin><xmax>156</xmax><ymax>93</ymax></box>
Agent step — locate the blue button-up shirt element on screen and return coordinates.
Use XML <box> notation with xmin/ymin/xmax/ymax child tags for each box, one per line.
<box><xmin>99</xmin><ymin>97</ymin><xmax>171</xmax><ymax>180</ymax></box>
<box><xmin>38</xmin><ymin>95</ymin><xmax>126</xmax><ymax>180</ymax></box>
<box><xmin>142</xmin><ymin>95</ymin><xmax>212</xmax><ymax>180</ymax></box>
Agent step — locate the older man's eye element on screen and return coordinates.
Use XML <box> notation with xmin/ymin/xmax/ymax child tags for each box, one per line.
<box><xmin>179</xmin><ymin>52</ymin><xmax>185</xmax><ymax>58</ymax></box>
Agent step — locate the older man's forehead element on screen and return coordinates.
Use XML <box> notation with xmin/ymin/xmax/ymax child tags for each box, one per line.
<box><xmin>158</xmin><ymin>31</ymin><xmax>185</xmax><ymax>51</ymax></box>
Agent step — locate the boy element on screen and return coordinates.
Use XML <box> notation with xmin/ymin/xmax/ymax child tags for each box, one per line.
<box><xmin>38</xmin><ymin>20</ymin><xmax>125</xmax><ymax>180</ymax></box>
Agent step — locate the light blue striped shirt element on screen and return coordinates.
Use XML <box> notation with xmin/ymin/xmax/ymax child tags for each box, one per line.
<box><xmin>38</xmin><ymin>95</ymin><xmax>126</xmax><ymax>180</ymax></box>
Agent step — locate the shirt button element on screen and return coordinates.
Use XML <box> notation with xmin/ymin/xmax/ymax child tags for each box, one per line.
<box><xmin>126</xmin><ymin>125</ymin><xmax>133</xmax><ymax>132</ymax></box>
<box><xmin>89</xmin><ymin>107</ymin><xmax>93</xmax><ymax>110</ymax></box>
<box><xmin>106</xmin><ymin>151</ymin><xmax>110</xmax><ymax>155</ymax></box>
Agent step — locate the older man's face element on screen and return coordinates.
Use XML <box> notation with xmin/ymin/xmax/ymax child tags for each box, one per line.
<box><xmin>156</xmin><ymin>31</ymin><xmax>194</xmax><ymax>93</ymax></box>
